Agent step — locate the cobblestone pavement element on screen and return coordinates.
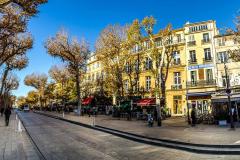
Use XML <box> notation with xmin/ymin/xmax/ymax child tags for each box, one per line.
<box><xmin>41</xmin><ymin>111</ymin><xmax>240</xmax><ymax>145</ymax></box>
<box><xmin>0</xmin><ymin>111</ymin><xmax>40</xmax><ymax>160</ymax></box>
<box><xmin>18</xmin><ymin>112</ymin><xmax>240</xmax><ymax>160</ymax></box>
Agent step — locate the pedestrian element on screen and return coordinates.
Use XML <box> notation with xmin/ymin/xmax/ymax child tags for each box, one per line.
<box><xmin>88</xmin><ymin>108</ymin><xmax>91</xmax><ymax>117</ymax></box>
<box><xmin>0</xmin><ymin>107</ymin><xmax>4</xmax><ymax>116</ymax></box>
<box><xmin>191</xmin><ymin>106</ymin><xmax>196</xmax><ymax>127</ymax></box>
<box><xmin>147</xmin><ymin>113</ymin><xmax>154</xmax><ymax>127</ymax></box>
<box><xmin>4</xmin><ymin>107</ymin><xmax>11</xmax><ymax>126</ymax></box>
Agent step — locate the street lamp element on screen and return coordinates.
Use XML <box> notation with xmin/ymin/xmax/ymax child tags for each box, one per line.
<box><xmin>224</xmin><ymin>62</ymin><xmax>234</xmax><ymax>129</ymax></box>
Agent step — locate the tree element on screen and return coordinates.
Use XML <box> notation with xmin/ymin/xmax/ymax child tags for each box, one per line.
<box><xmin>16</xmin><ymin>95</ymin><xmax>25</xmax><ymax>108</ymax></box>
<box><xmin>45</xmin><ymin>29</ymin><xmax>89</xmax><ymax>115</ymax></box>
<box><xmin>228</xmin><ymin>13</ymin><xmax>240</xmax><ymax>61</ymax></box>
<box><xmin>3</xmin><ymin>73</ymin><xmax>19</xmax><ymax>93</ymax></box>
<box><xmin>1</xmin><ymin>73</ymin><xmax>19</xmax><ymax>109</ymax></box>
<box><xmin>95</xmin><ymin>25</ymin><xmax>127</xmax><ymax>103</ymax></box>
<box><xmin>141</xmin><ymin>16</ymin><xmax>177</xmax><ymax>126</ymax></box>
<box><xmin>0</xmin><ymin>0</ymin><xmax>48</xmax><ymax>17</ymax></box>
<box><xmin>0</xmin><ymin>54</ymin><xmax>28</xmax><ymax>95</ymax></box>
<box><xmin>25</xmin><ymin>90</ymin><xmax>39</xmax><ymax>106</ymax></box>
<box><xmin>123</xmin><ymin>19</ymin><xmax>144</xmax><ymax>96</ymax></box>
<box><xmin>24</xmin><ymin>73</ymin><xmax>48</xmax><ymax>109</ymax></box>
<box><xmin>49</xmin><ymin>65</ymin><xmax>70</xmax><ymax>104</ymax></box>
<box><xmin>0</xmin><ymin>0</ymin><xmax>46</xmax><ymax>67</ymax></box>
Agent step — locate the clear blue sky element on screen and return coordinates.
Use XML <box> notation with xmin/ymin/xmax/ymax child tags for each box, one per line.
<box><xmin>13</xmin><ymin>0</ymin><xmax>240</xmax><ymax>97</ymax></box>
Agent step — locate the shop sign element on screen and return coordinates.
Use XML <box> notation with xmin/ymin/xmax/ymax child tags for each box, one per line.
<box><xmin>188</xmin><ymin>64</ymin><xmax>214</xmax><ymax>70</ymax></box>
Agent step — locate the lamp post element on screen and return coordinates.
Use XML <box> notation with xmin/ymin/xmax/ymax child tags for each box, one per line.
<box><xmin>224</xmin><ymin>62</ymin><xmax>234</xmax><ymax>129</ymax></box>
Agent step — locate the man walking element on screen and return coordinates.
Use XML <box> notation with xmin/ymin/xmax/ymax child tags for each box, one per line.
<box><xmin>4</xmin><ymin>107</ymin><xmax>11</xmax><ymax>126</ymax></box>
<box><xmin>191</xmin><ymin>106</ymin><xmax>196</xmax><ymax>127</ymax></box>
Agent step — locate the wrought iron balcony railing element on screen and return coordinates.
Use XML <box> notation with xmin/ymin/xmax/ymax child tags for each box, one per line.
<box><xmin>187</xmin><ymin>41</ymin><xmax>196</xmax><ymax>46</ymax></box>
<box><xmin>171</xmin><ymin>84</ymin><xmax>182</xmax><ymax>90</ymax></box>
<box><xmin>201</xmin><ymin>39</ymin><xmax>211</xmax><ymax>44</ymax></box>
<box><xmin>171</xmin><ymin>60</ymin><xmax>181</xmax><ymax>66</ymax></box>
<box><xmin>188</xmin><ymin>59</ymin><xmax>197</xmax><ymax>65</ymax></box>
<box><xmin>203</xmin><ymin>57</ymin><xmax>213</xmax><ymax>63</ymax></box>
<box><xmin>187</xmin><ymin>79</ymin><xmax>216</xmax><ymax>87</ymax></box>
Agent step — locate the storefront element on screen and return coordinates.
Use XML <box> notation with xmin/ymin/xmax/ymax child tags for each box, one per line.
<box><xmin>187</xmin><ymin>92</ymin><xmax>213</xmax><ymax>116</ymax></box>
<box><xmin>82</xmin><ymin>97</ymin><xmax>94</xmax><ymax>113</ymax></box>
<box><xmin>211</xmin><ymin>94</ymin><xmax>240</xmax><ymax>122</ymax></box>
<box><xmin>136</xmin><ymin>98</ymin><xmax>156</xmax><ymax>120</ymax></box>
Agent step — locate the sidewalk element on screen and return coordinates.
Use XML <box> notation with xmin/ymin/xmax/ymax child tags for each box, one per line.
<box><xmin>40</xmin><ymin>111</ymin><xmax>240</xmax><ymax>145</ymax></box>
<box><xmin>0</xmin><ymin>112</ymin><xmax>40</xmax><ymax>160</ymax></box>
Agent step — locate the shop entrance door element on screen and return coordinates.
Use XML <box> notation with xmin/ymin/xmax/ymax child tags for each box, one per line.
<box><xmin>173</xmin><ymin>98</ymin><xmax>182</xmax><ymax>115</ymax></box>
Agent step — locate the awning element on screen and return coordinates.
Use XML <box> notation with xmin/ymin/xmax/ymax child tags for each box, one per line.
<box><xmin>187</xmin><ymin>92</ymin><xmax>213</xmax><ymax>97</ymax></box>
<box><xmin>119</xmin><ymin>101</ymin><xmax>131</xmax><ymax>109</ymax></box>
<box><xmin>137</xmin><ymin>98</ymin><xmax>156</xmax><ymax>107</ymax></box>
<box><xmin>211</xmin><ymin>94</ymin><xmax>240</xmax><ymax>103</ymax></box>
<box><xmin>82</xmin><ymin>97</ymin><xmax>94</xmax><ymax>105</ymax></box>
<box><xmin>187</xmin><ymin>92</ymin><xmax>213</xmax><ymax>100</ymax></box>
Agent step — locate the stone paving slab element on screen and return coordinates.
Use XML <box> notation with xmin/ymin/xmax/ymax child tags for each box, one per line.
<box><xmin>0</xmin><ymin>111</ymin><xmax>40</xmax><ymax>160</ymax></box>
<box><xmin>18</xmin><ymin>112</ymin><xmax>240</xmax><ymax>160</ymax></box>
<box><xmin>40</xmin><ymin>111</ymin><xmax>240</xmax><ymax>145</ymax></box>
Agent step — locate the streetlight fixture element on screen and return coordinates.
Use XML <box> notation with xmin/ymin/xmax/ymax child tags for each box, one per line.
<box><xmin>224</xmin><ymin>62</ymin><xmax>234</xmax><ymax>129</ymax></box>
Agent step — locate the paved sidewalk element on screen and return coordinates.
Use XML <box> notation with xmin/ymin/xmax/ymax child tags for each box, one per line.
<box><xmin>0</xmin><ymin>111</ymin><xmax>41</xmax><ymax>160</ymax></box>
<box><xmin>40</xmin><ymin>111</ymin><xmax>240</xmax><ymax>145</ymax></box>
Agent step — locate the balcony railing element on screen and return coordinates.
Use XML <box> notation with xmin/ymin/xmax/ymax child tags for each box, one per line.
<box><xmin>171</xmin><ymin>60</ymin><xmax>181</xmax><ymax>66</ymax></box>
<box><xmin>188</xmin><ymin>59</ymin><xmax>197</xmax><ymax>65</ymax></box>
<box><xmin>187</xmin><ymin>41</ymin><xmax>196</xmax><ymax>46</ymax></box>
<box><xmin>203</xmin><ymin>57</ymin><xmax>213</xmax><ymax>63</ymax></box>
<box><xmin>218</xmin><ymin>42</ymin><xmax>225</xmax><ymax>46</ymax></box>
<box><xmin>201</xmin><ymin>39</ymin><xmax>211</xmax><ymax>44</ymax></box>
<box><xmin>187</xmin><ymin>79</ymin><xmax>216</xmax><ymax>87</ymax></box>
<box><xmin>171</xmin><ymin>84</ymin><xmax>182</xmax><ymax>90</ymax></box>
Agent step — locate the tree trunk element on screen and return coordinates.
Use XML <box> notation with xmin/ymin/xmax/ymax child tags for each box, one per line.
<box><xmin>0</xmin><ymin>67</ymin><xmax>9</xmax><ymax>95</ymax></box>
<box><xmin>75</xmin><ymin>67</ymin><xmax>81</xmax><ymax>115</ymax></box>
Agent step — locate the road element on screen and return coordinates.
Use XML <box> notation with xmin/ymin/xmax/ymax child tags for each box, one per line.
<box><xmin>19</xmin><ymin>112</ymin><xmax>239</xmax><ymax>160</ymax></box>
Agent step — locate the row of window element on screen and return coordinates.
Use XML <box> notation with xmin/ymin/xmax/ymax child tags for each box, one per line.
<box><xmin>189</xmin><ymin>48</ymin><xmax>212</xmax><ymax>63</ymax></box>
<box><xmin>86</xmin><ymin>62</ymin><xmax>100</xmax><ymax>71</ymax></box>
<box><xmin>189</xmin><ymin>24</ymin><xmax>208</xmax><ymax>33</ymax></box>
<box><xmin>124</xmin><ymin>50</ymin><xmax>228</xmax><ymax>73</ymax></box>
<box><xmin>87</xmin><ymin>72</ymin><xmax>102</xmax><ymax>81</ymax></box>
<box><xmin>188</xmin><ymin>33</ymin><xmax>210</xmax><ymax>44</ymax></box>
<box><xmin>124</xmin><ymin>68</ymin><xmax>214</xmax><ymax>92</ymax></box>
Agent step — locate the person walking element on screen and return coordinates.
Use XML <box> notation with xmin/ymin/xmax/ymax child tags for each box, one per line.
<box><xmin>191</xmin><ymin>106</ymin><xmax>196</xmax><ymax>127</ymax></box>
<box><xmin>4</xmin><ymin>107</ymin><xmax>11</xmax><ymax>126</ymax></box>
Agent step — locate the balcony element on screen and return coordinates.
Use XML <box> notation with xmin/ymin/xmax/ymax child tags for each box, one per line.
<box><xmin>203</xmin><ymin>57</ymin><xmax>213</xmax><ymax>63</ymax></box>
<box><xmin>187</xmin><ymin>79</ymin><xmax>216</xmax><ymax>87</ymax></box>
<box><xmin>187</xmin><ymin>41</ymin><xmax>196</xmax><ymax>46</ymax></box>
<box><xmin>171</xmin><ymin>60</ymin><xmax>181</xmax><ymax>66</ymax></box>
<box><xmin>218</xmin><ymin>42</ymin><xmax>225</xmax><ymax>46</ymax></box>
<box><xmin>171</xmin><ymin>84</ymin><xmax>182</xmax><ymax>90</ymax></box>
<box><xmin>201</xmin><ymin>39</ymin><xmax>211</xmax><ymax>45</ymax></box>
<box><xmin>188</xmin><ymin>59</ymin><xmax>197</xmax><ymax>65</ymax></box>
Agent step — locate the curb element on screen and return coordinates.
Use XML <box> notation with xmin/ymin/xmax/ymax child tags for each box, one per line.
<box><xmin>34</xmin><ymin>111</ymin><xmax>240</xmax><ymax>155</ymax></box>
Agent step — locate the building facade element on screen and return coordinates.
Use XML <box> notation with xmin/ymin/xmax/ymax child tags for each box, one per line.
<box><xmin>85</xmin><ymin>20</ymin><xmax>240</xmax><ymax>117</ymax></box>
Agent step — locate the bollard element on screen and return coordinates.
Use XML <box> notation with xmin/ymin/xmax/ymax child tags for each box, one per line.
<box><xmin>92</xmin><ymin>116</ymin><xmax>95</xmax><ymax>127</ymax></box>
<box><xmin>63</xmin><ymin>112</ymin><xmax>65</xmax><ymax>118</ymax></box>
<box><xmin>17</xmin><ymin>120</ymin><xmax>22</xmax><ymax>132</ymax></box>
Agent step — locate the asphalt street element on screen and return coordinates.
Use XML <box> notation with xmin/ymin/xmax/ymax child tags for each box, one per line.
<box><xmin>18</xmin><ymin>112</ymin><xmax>240</xmax><ymax>160</ymax></box>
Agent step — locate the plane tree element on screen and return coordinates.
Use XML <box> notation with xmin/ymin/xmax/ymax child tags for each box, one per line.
<box><xmin>45</xmin><ymin>29</ymin><xmax>90</xmax><ymax>115</ymax></box>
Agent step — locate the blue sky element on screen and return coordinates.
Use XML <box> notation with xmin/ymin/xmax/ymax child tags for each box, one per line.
<box><xmin>13</xmin><ymin>0</ymin><xmax>240</xmax><ymax>97</ymax></box>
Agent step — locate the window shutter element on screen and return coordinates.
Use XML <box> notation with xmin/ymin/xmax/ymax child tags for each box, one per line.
<box><xmin>198</xmin><ymin>69</ymin><xmax>204</xmax><ymax>80</ymax></box>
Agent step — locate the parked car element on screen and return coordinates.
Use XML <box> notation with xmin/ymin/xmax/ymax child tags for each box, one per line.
<box><xmin>23</xmin><ymin>105</ymin><xmax>30</xmax><ymax>112</ymax></box>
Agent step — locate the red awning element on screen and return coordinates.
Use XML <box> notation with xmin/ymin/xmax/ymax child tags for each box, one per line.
<box><xmin>137</xmin><ymin>98</ymin><xmax>156</xmax><ymax>107</ymax></box>
<box><xmin>82</xmin><ymin>97</ymin><xmax>94</xmax><ymax>105</ymax></box>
